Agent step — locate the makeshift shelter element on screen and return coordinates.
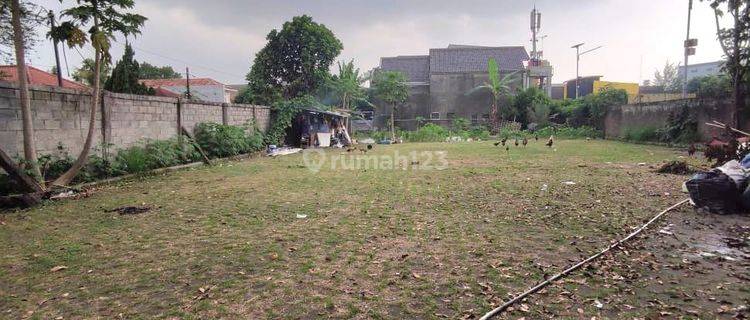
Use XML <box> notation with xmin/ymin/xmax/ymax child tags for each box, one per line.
<box><xmin>285</xmin><ymin>108</ymin><xmax>351</xmax><ymax>148</ymax></box>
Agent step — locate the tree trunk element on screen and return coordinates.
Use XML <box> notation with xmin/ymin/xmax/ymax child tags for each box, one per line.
<box><xmin>10</xmin><ymin>0</ymin><xmax>42</xmax><ymax>184</ymax></box>
<box><xmin>490</xmin><ymin>99</ymin><xmax>498</xmax><ymax>133</ymax></box>
<box><xmin>731</xmin><ymin>5</ymin><xmax>742</xmax><ymax>128</ymax></box>
<box><xmin>391</xmin><ymin>106</ymin><xmax>396</xmax><ymax>143</ymax></box>
<box><xmin>51</xmin><ymin>17</ymin><xmax>101</xmax><ymax>186</ymax></box>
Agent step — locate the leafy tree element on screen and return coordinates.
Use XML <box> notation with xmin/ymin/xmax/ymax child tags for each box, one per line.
<box><xmin>104</xmin><ymin>43</ymin><xmax>153</xmax><ymax>94</ymax></box>
<box><xmin>372</xmin><ymin>70</ymin><xmax>408</xmax><ymax>141</ymax></box>
<box><xmin>467</xmin><ymin>58</ymin><xmax>518</xmax><ymax>132</ymax></box>
<box><xmin>139</xmin><ymin>62</ymin><xmax>181</xmax><ymax>79</ymax></box>
<box><xmin>72</xmin><ymin>57</ymin><xmax>111</xmax><ymax>87</ymax></box>
<box><xmin>245</xmin><ymin>15</ymin><xmax>343</xmax><ymax>105</ymax></box>
<box><xmin>687</xmin><ymin>74</ymin><xmax>732</xmax><ymax>98</ymax></box>
<box><xmin>326</xmin><ymin>60</ymin><xmax>367</xmax><ymax>110</ymax></box>
<box><xmin>653</xmin><ymin>61</ymin><xmax>681</xmax><ymax>92</ymax></box>
<box><xmin>0</xmin><ymin>0</ymin><xmax>45</xmax><ymax>63</ymax></box>
<box><xmin>49</xmin><ymin>0</ymin><xmax>146</xmax><ymax>186</ymax></box>
<box><xmin>705</xmin><ymin>0</ymin><xmax>749</xmax><ymax>125</ymax></box>
<box><xmin>509</xmin><ymin>87</ymin><xmax>551</xmax><ymax>128</ymax></box>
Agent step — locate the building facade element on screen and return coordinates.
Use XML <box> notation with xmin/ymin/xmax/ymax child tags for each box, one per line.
<box><xmin>375</xmin><ymin>45</ymin><xmax>530</xmax><ymax>130</ymax></box>
<box><xmin>677</xmin><ymin>60</ymin><xmax>724</xmax><ymax>82</ymax></box>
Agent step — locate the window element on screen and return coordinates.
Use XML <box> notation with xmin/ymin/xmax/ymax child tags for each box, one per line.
<box><xmin>430</xmin><ymin>112</ymin><xmax>440</xmax><ymax>120</ymax></box>
<box><xmin>447</xmin><ymin>112</ymin><xmax>456</xmax><ymax>119</ymax></box>
<box><xmin>471</xmin><ymin>114</ymin><xmax>479</xmax><ymax>124</ymax></box>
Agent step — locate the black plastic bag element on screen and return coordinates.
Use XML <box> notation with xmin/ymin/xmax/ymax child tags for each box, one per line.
<box><xmin>685</xmin><ymin>171</ymin><xmax>740</xmax><ymax>214</ymax></box>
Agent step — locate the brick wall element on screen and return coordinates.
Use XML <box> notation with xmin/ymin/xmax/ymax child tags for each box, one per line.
<box><xmin>604</xmin><ymin>98</ymin><xmax>735</xmax><ymax>141</ymax></box>
<box><xmin>0</xmin><ymin>81</ymin><xmax>271</xmax><ymax>157</ymax></box>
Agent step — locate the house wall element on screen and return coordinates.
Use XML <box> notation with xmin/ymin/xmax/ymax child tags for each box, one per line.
<box><xmin>603</xmin><ymin>98</ymin><xmax>737</xmax><ymax>141</ymax></box>
<box><xmin>0</xmin><ymin>81</ymin><xmax>270</xmax><ymax>158</ymax></box>
<box><xmin>373</xmin><ymin>71</ymin><xmax>523</xmax><ymax>131</ymax></box>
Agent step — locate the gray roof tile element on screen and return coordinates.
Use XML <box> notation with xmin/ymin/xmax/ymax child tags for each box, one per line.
<box><xmin>380</xmin><ymin>55</ymin><xmax>430</xmax><ymax>83</ymax></box>
<box><xmin>429</xmin><ymin>46</ymin><xmax>529</xmax><ymax>73</ymax></box>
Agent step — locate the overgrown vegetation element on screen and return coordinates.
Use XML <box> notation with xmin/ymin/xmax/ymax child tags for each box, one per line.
<box><xmin>194</xmin><ymin>121</ymin><xmax>264</xmax><ymax>158</ymax></box>
<box><xmin>1</xmin><ymin>121</ymin><xmax>265</xmax><ymax>194</ymax></box>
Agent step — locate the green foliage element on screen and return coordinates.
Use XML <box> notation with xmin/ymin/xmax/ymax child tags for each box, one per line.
<box><xmin>563</xmin><ymin>88</ymin><xmax>628</xmax><ymax>129</ymax></box>
<box><xmin>622</xmin><ymin>126</ymin><xmax>660</xmax><ymax>142</ymax></box>
<box><xmin>509</xmin><ymin>87</ymin><xmax>551</xmax><ymax>127</ymax></box>
<box><xmin>466</xmin><ymin>59</ymin><xmax>519</xmax><ymax>128</ymax></box>
<box><xmin>245</xmin><ymin>15</ymin><xmax>343</xmax><ymax>105</ymax></box>
<box><xmin>194</xmin><ymin>122</ymin><xmax>265</xmax><ymax>158</ymax></box>
<box><xmin>372</xmin><ymin>71</ymin><xmax>408</xmax><ymax>105</ymax></box>
<box><xmin>104</xmin><ymin>43</ymin><xmax>154</xmax><ymax>94</ymax></box>
<box><xmin>403</xmin><ymin>123</ymin><xmax>450</xmax><ymax>142</ymax></box>
<box><xmin>71</xmin><ymin>58</ymin><xmax>112</xmax><ymax>86</ymax></box>
<box><xmin>265</xmin><ymin>95</ymin><xmax>323</xmax><ymax>145</ymax></box>
<box><xmin>653</xmin><ymin>61</ymin><xmax>681</xmax><ymax>93</ymax></box>
<box><xmin>535</xmin><ymin>126</ymin><xmax>603</xmax><ymax>139</ymax></box>
<box><xmin>325</xmin><ymin>60</ymin><xmax>368</xmax><ymax>110</ymax></box>
<box><xmin>451</xmin><ymin>117</ymin><xmax>470</xmax><ymax>132</ymax></box>
<box><xmin>138</xmin><ymin>62</ymin><xmax>181</xmax><ymax>79</ymax></box>
<box><xmin>657</xmin><ymin>104</ymin><xmax>699</xmax><ymax>143</ymax></box>
<box><xmin>116</xmin><ymin>145</ymin><xmax>149</xmax><ymax>173</ymax></box>
<box><xmin>50</xmin><ymin>0</ymin><xmax>147</xmax><ymax>64</ymax></box>
<box><xmin>687</xmin><ymin>74</ymin><xmax>732</xmax><ymax>98</ymax></box>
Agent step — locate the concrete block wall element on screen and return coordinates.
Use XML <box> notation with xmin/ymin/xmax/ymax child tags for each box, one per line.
<box><xmin>604</xmin><ymin>98</ymin><xmax>735</xmax><ymax>141</ymax></box>
<box><xmin>0</xmin><ymin>81</ymin><xmax>271</xmax><ymax>158</ymax></box>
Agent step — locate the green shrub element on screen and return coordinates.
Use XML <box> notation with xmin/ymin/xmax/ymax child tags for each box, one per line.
<box><xmin>658</xmin><ymin>105</ymin><xmax>699</xmax><ymax>143</ymax></box>
<box><xmin>194</xmin><ymin>122</ymin><xmax>264</xmax><ymax>158</ymax></box>
<box><xmin>622</xmin><ymin>126</ymin><xmax>659</xmax><ymax>142</ymax></box>
<box><xmin>451</xmin><ymin>117</ymin><xmax>470</xmax><ymax>132</ymax></box>
<box><xmin>535</xmin><ymin>126</ymin><xmax>602</xmax><ymax>139</ymax></box>
<box><xmin>405</xmin><ymin>123</ymin><xmax>450</xmax><ymax>142</ymax></box>
<box><xmin>467</xmin><ymin>126</ymin><xmax>491</xmax><ymax>140</ymax></box>
<box><xmin>116</xmin><ymin>145</ymin><xmax>150</xmax><ymax>173</ymax></box>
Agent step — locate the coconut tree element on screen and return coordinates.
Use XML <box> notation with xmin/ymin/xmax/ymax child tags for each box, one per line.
<box><xmin>49</xmin><ymin>0</ymin><xmax>146</xmax><ymax>186</ymax></box>
<box><xmin>5</xmin><ymin>0</ymin><xmax>46</xmax><ymax>184</ymax></box>
<box><xmin>372</xmin><ymin>70</ymin><xmax>408</xmax><ymax>141</ymax></box>
<box><xmin>467</xmin><ymin>58</ymin><xmax>518</xmax><ymax>132</ymax></box>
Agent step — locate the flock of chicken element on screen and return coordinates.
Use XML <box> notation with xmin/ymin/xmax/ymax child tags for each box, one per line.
<box><xmin>493</xmin><ymin>134</ymin><xmax>554</xmax><ymax>153</ymax></box>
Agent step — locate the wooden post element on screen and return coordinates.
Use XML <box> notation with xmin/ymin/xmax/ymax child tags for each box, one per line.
<box><xmin>181</xmin><ymin>126</ymin><xmax>211</xmax><ymax>165</ymax></box>
<box><xmin>176</xmin><ymin>98</ymin><xmax>183</xmax><ymax>144</ymax></box>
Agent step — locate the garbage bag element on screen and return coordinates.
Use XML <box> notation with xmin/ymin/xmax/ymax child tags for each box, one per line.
<box><xmin>742</xmin><ymin>154</ymin><xmax>750</xmax><ymax>169</ymax></box>
<box><xmin>741</xmin><ymin>183</ymin><xmax>750</xmax><ymax>210</ymax></box>
<box><xmin>685</xmin><ymin>171</ymin><xmax>740</xmax><ymax>214</ymax></box>
<box><xmin>715</xmin><ymin>160</ymin><xmax>748</xmax><ymax>190</ymax></box>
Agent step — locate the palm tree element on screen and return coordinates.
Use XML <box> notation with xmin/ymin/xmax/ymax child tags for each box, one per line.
<box><xmin>49</xmin><ymin>0</ymin><xmax>146</xmax><ymax>186</ymax></box>
<box><xmin>467</xmin><ymin>58</ymin><xmax>518</xmax><ymax>133</ymax></box>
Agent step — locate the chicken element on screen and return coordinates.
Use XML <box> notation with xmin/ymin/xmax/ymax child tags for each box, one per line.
<box><xmin>493</xmin><ymin>141</ymin><xmax>502</xmax><ymax>146</ymax></box>
<box><xmin>505</xmin><ymin>145</ymin><xmax>510</xmax><ymax>153</ymax></box>
<box><xmin>688</xmin><ymin>144</ymin><xmax>696</xmax><ymax>157</ymax></box>
<box><xmin>546</xmin><ymin>135</ymin><xmax>554</xmax><ymax>148</ymax></box>
<box><xmin>514</xmin><ymin>138</ymin><xmax>519</xmax><ymax>147</ymax></box>
<box><xmin>522</xmin><ymin>137</ymin><xmax>528</xmax><ymax>147</ymax></box>
<box><xmin>501</xmin><ymin>137</ymin><xmax>507</xmax><ymax>146</ymax></box>
<box><xmin>534</xmin><ymin>134</ymin><xmax>539</xmax><ymax>141</ymax></box>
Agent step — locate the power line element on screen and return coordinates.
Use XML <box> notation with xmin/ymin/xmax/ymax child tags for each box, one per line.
<box><xmin>110</xmin><ymin>39</ymin><xmax>247</xmax><ymax>80</ymax></box>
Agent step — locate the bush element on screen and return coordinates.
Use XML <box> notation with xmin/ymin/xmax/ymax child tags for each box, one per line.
<box><xmin>658</xmin><ymin>105</ymin><xmax>699</xmax><ymax>143</ymax></box>
<box><xmin>194</xmin><ymin>122</ymin><xmax>265</xmax><ymax>158</ymax></box>
<box><xmin>535</xmin><ymin>125</ymin><xmax>603</xmax><ymax>139</ymax></box>
<box><xmin>622</xmin><ymin>126</ymin><xmax>660</xmax><ymax>142</ymax></box>
<box><xmin>451</xmin><ymin>117</ymin><xmax>470</xmax><ymax>132</ymax></box>
<box><xmin>116</xmin><ymin>145</ymin><xmax>150</xmax><ymax>173</ymax></box>
<box><xmin>467</xmin><ymin>126</ymin><xmax>491</xmax><ymax>140</ymax></box>
<box><xmin>404</xmin><ymin>123</ymin><xmax>450</xmax><ymax>142</ymax></box>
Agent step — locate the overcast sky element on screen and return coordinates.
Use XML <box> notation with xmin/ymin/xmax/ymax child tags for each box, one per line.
<box><xmin>27</xmin><ymin>0</ymin><xmax>727</xmax><ymax>86</ymax></box>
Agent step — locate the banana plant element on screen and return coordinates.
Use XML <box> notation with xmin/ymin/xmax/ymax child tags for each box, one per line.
<box><xmin>467</xmin><ymin>58</ymin><xmax>519</xmax><ymax>132</ymax></box>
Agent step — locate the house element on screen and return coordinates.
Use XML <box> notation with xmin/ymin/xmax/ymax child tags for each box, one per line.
<box><xmin>561</xmin><ymin>76</ymin><xmax>639</xmax><ymax>100</ymax></box>
<box><xmin>678</xmin><ymin>60</ymin><xmax>724</xmax><ymax>82</ymax></box>
<box><xmin>0</xmin><ymin>65</ymin><xmax>88</xmax><ymax>90</ymax></box>
<box><xmin>374</xmin><ymin>44</ymin><xmax>530</xmax><ymax>130</ymax></box>
<box><xmin>140</xmin><ymin>78</ymin><xmax>237</xmax><ymax>103</ymax></box>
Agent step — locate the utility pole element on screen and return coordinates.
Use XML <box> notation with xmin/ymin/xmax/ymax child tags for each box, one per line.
<box><xmin>48</xmin><ymin>10</ymin><xmax>63</xmax><ymax>87</ymax></box>
<box><xmin>185</xmin><ymin>66</ymin><xmax>191</xmax><ymax>100</ymax></box>
<box><xmin>571</xmin><ymin>43</ymin><xmax>602</xmax><ymax>99</ymax></box>
<box><xmin>682</xmin><ymin>0</ymin><xmax>694</xmax><ymax>98</ymax></box>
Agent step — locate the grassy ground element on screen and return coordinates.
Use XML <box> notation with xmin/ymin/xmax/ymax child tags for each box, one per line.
<box><xmin>1</xmin><ymin>139</ymin><xmax>748</xmax><ymax>319</ymax></box>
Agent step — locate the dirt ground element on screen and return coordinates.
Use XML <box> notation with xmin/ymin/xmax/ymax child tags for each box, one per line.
<box><xmin>0</xmin><ymin>140</ymin><xmax>748</xmax><ymax>319</ymax></box>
